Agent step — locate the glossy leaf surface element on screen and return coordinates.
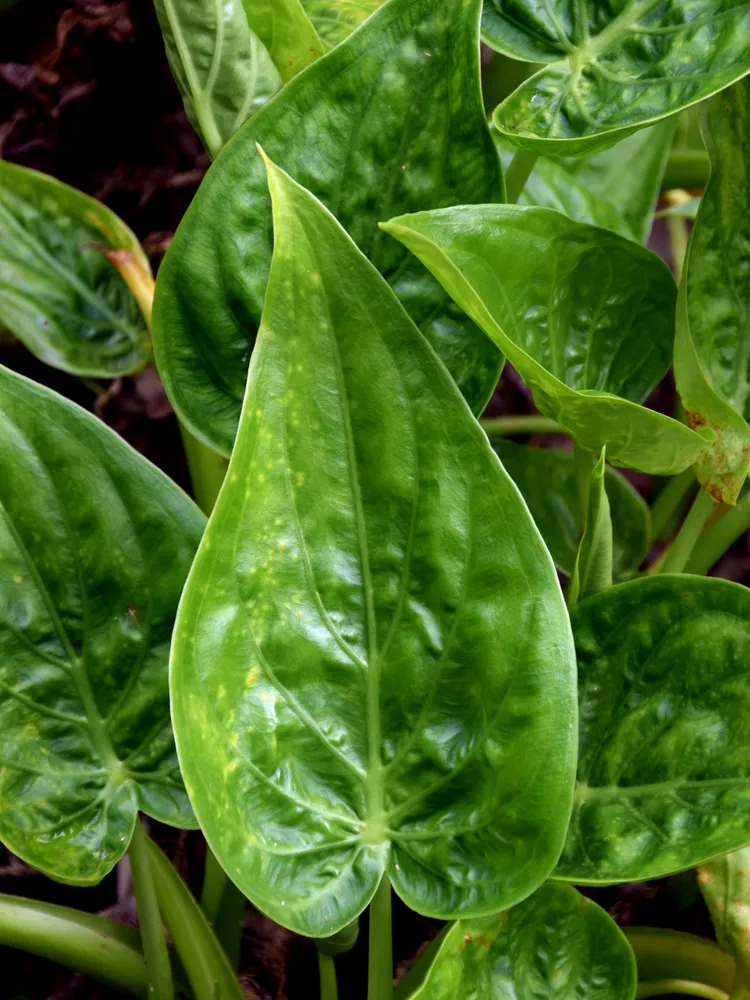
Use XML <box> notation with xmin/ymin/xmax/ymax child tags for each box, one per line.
<box><xmin>171</xmin><ymin>158</ymin><xmax>577</xmax><ymax>936</ymax></box>
<box><xmin>0</xmin><ymin>366</ymin><xmax>202</xmax><ymax>884</ymax></box>
<box><xmin>383</xmin><ymin>204</ymin><xmax>708</xmax><ymax>474</ymax></box>
<box><xmin>241</xmin><ymin>0</ymin><xmax>323</xmax><ymax>82</ymax></box>
<box><xmin>154</xmin><ymin>0</ymin><xmax>281</xmax><ymax>158</ymax></box>
<box><xmin>153</xmin><ymin>0</ymin><xmax>505</xmax><ymax>455</ymax></box>
<box><xmin>698</xmin><ymin>847</ymin><xmax>750</xmax><ymax>983</ymax></box>
<box><xmin>568</xmin><ymin>449</ymin><xmax>613</xmax><ymax>607</ymax></box>
<box><xmin>675</xmin><ymin>79</ymin><xmax>750</xmax><ymax>505</ymax></box>
<box><xmin>488</xmin><ymin>2</ymin><xmax>750</xmax><ymax>155</ymax></box>
<box><xmin>492</xmin><ymin>441</ymin><xmax>649</xmax><ymax>580</ymax></box>
<box><xmin>0</xmin><ymin>160</ymin><xmax>151</xmax><ymax>377</ymax></box>
<box><xmin>300</xmin><ymin>0</ymin><xmax>382</xmax><ymax>46</ymax></box>
<box><xmin>411</xmin><ymin>883</ymin><xmax>636</xmax><ymax>1000</ymax></box>
<box><xmin>556</xmin><ymin>576</ymin><xmax>750</xmax><ymax>884</ymax></box>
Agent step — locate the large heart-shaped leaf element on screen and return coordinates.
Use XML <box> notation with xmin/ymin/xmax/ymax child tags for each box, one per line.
<box><xmin>486</xmin><ymin>1</ymin><xmax>750</xmax><ymax>156</ymax></box>
<box><xmin>154</xmin><ymin>0</ymin><xmax>281</xmax><ymax>158</ymax></box>
<box><xmin>0</xmin><ymin>161</ymin><xmax>151</xmax><ymax>377</ymax></box>
<box><xmin>170</xmin><ymin>157</ymin><xmax>577</xmax><ymax>936</ymax></box>
<box><xmin>241</xmin><ymin>0</ymin><xmax>323</xmax><ymax>82</ymax></box>
<box><xmin>300</xmin><ymin>0</ymin><xmax>382</xmax><ymax>46</ymax></box>
<box><xmin>492</xmin><ymin>441</ymin><xmax>649</xmax><ymax>580</ymax></box>
<box><xmin>0</xmin><ymin>366</ymin><xmax>203</xmax><ymax>884</ymax></box>
<box><xmin>153</xmin><ymin>0</ymin><xmax>505</xmax><ymax>456</ymax></box>
<box><xmin>383</xmin><ymin>204</ymin><xmax>708</xmax><ymax>474</ymax></box>
<box><xmin>675</xmin><ymin>78</ymin><xmax>750</xmax><ymax>506</ymax></box>
<box><xmin>410</xmin><ymin>883</ymin><xmax>636</xmax><ymax>1000</ymax></box>
<box><xmin>556</xmin><ymin>575</ymin><xmax>750</xmax><ymax>885</ymax></box>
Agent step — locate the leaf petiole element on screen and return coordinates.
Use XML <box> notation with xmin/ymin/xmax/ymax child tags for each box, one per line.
<box><xmin>636</xmin><ymin>980</ymin><xmax>728</xmax><ymax>1000</ymax></box>
<box><xmin>504</xmin><ymin>150</ymin><xmax>539</xmax><ymax>203</ymax></box>
<box><xmin>318</xmin><ymin>952</ymin><xmax>339</xmax><ymax>1000</ymax></box>
<box><xmin>686</xmin><ymin>493</ymin><xmax>750</xmax><ymax>575</ymax></box>
<box><xmin>129</xmin><ymin>819</ymin><xmax>175</xmax><ymax>1000</ymax></box>
<box><xmin>659</xmin><ymin>490</ymin><xmax>715</xmax><ymax>574</ymax></box>
<box><xmin>480</xmin><ymin>414</ymin><xmax>562</xmax><ymax>437</ymax></box>
<box><xmin>368</xmin><ymin>876</ymin><xmax>393</xmax><ymax>1000</ymax></box>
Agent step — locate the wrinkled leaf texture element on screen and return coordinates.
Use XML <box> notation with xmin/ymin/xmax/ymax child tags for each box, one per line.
<box><xmin>301</xmin><ymin>0</ymin><xmax>382</xmax><ymax>46</ymax></box>
<box><xmin>0</xmin><ymin>161</ymin><xmax>151</xmax><ymax>377</ymax></box>
<box><xmin>170</xmin><ymin>156</ymin><xmax>577</xmax><ymax>937</ymax></box>
<box><xmin>486</xmin><ymin>1</ymin><xmax>750</xmax><ymax>155</ymax></box>
<box><xmin>0</xmin><ymin>366</ymin><xmax>203</xmax><ymax>884</ymax></box>
<box><xmin>153</xmin><ymin>0</ymin><xmax>505</xmax><ymax>457</ymax></box>
<box><xmin>556</xmin><ymin>576</ymin><xmax>750</xmax><ymax>884</ymax></box>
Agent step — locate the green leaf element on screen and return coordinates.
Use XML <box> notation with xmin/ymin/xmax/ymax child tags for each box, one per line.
<box><xmin>383</xmin><ymin>204</ymin><xmax>709</xmax><ymax>475</ymax></box>
<box><xmin>241</xmin><ymin>0</ymin><xmax>323</xmax><ymax>82</ymax></box>
<box><xmin>491</xmin><ymin>441</ymin><xmax>649</xmax><ymax>580</ymax></box>
<box><xmin>0</xmin><ymin>366</ymin><xmax>203</xmax><ymax>884</ymax></box>
<box><xmin>487</xmin><ymin>2</ymin><xmax>750</xmax><ymax>155</ymax></box>
<box><xmin>409</xmin><ymin>883</ymin><xmax>636</xmax><ymax>1000</ymax></box>
<box><xmin>698</xmin><ymin>847</ymin><xmax>750</xmax><ymax>985</ymax></box>
<box><xmin>656</xmin><ymin>196</ymin><xmax>702</xmax><ymax>220</ymax></box>
<box><xmin>300</xmin><ymin>0</ymin><xmax>383</xmax><ymax>47</ymax></box>
<box><xmin>556</xmin><ymin>575</ymin><xmax>750</xmax><ymax>885</ymax></box>
<box><xmin>153</xmin><ymin>0</ymin><xmax>281</xmax><ymax>158</ymax></box>
<box><xmin>170</xmin><ymin>156</ymin><xmax>577</xmax><ymax>936</ymax></box>
<box><xmin>0</xmin><ymin>160</ymin><xmax>151</xmax><ymax>377</ymax></box>
<box><xmin>153</xmin><ymin>0</ymin><xmax>505</xmax><ymax>456</ymax></box>
<box><xmin>568</xmin><ymin>448</ymin><xmax>613</xmax><ymax>607</ymax></box>
<box><xmin>675</xmin><ymin>79</ymin><xmax>750</xmax><ymax>505</ymax></box>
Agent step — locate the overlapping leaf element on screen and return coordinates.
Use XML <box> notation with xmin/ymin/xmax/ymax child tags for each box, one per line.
<box><xmin>154</xmin><ymin>0</ymin><xmax>281</xmax><ymax>158</ymax></box>
<box><xmin>675</xmin><ymin>78</ymin><xmax>750</xmax><ymax>505</ymax></box>
<box><xmin>486</xmin><ymin>1</ymin><xmax>750</xmax><ymax>155</ymax></box>
<box><xmin>383</xmin><ymin>204</ymin><xmax>708</xmax><ymax>474</ymax></box>
<box><xmin>698</xmin><ymin>848</ymin><xmax>750</xmax><ymax>994</ymax></box>
<box><xmin>492</xmin><ymin>442</ymin><xmax>649</xmax><ymax>580</ymax></box>
<box><xmin>301</xmin><ymin>0</ymin><xmax>382</xmax><ymax>46</ymax></box>
<box><xmin>170</xmin><ymin>157</ymin><xmax>577</xmax><ymax>936</ymax></box>
<box><xmin>0</xmin><ymin>161</ymin><xmax>151</xmax><ymax>377</ymax></box>
<box><xmin>568</xmin><ymin>448</ymin><xmax>613</xmax><ymax>607</ymax></box>
<box><xmin>556</xmin><ymin>576</ymin><xmax>750</xmax><ymax>884</ymax></box>
<box><xmin>241</xmin><ymin>0</ymin><xmax>323</xmax><ymax>82</ymax></box>
<box><xmin>153</xmin><ymin>0</ymin><xmax>505</xmax><ymax>456</ymax></box>
<box><xmin>0</xmin><ymin>366</ymin><xmax>203</xmax><ymax>884</ymax></box>
<box><xmin>410</xmin><ymin>883</ymin><xmax>636</xmax><ymax>1000</ymax></box>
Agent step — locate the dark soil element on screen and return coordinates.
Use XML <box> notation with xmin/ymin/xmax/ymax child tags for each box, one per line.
<box><xmin>0</xmin><ymin>2</ymin><xmax>744</xmax><ymax>996</ymax></box>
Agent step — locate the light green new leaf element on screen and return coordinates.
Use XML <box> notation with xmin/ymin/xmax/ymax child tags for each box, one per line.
<box><xmin>0</xmin><ymin>160</ymin><xmax>151</xmax><ymax>377</ymax></box>
<box><xmin>241</xmin><ymin>0</ymin><xmax>323</xmax><ymax>81</ymax></box>
<box><xmin>568</xmin><ymin>449</ymin><xmax>613</xmax><ymax>607</ymax></box>
<box><xmin>492</xmin><ymin>441</ymin><xmax>649</xmax><ymax>580</ymax></box>
<box><xmin>556</xmin><ymin>575</ymin><xmax>750</xmax><ymax>885</ymax></box>
<box><xmin>170</xmin><ymin>157</ymin><xmax>577</xmax><ymax>936</ymax></box>
<box><xmin>698</xmin><ymin>848</ymin><xmax>750</xmax><ymax>989</ymax></box>
<box><xmin>300</xmin><ymin>0</ymin><xmax>382</xmax><ymax>46</ymax></box>
<box><xmin>153</xmin><ymin>0</ymin><xmax>505</xmax><ymax>456</ymax></box>
<box><xmin>383</xmin><ymin>204</ymin><xmax>709</xmax><ymax>475</ymax></box>
<box><xmin>675</xmin><ymin>79</ymin><xmax>750</xmax><ymax>506</ymax></box>
<box><xmin>154</xmin><ymin>0</ymin><xmax>281</xmax><ymax>158</ymax></box>
<box><xmin>486</xmin><ymin>2</ymin><xmax>750</xmax><ymax>155</ymax></box>
<box><xmin>410</xmin><ymin>883</ymin><xmax>636</xmax><ymax>1000</ymax></box>
<box><xmin>0</xmin><ymin>366</ymin><xmax>203</xmax><ymax>884</ymax></box>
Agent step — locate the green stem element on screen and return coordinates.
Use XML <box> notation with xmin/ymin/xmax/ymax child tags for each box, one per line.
<box><xmin>144</xmin><ymin>833</ymin><xmax>245</xmax><ymax>1000</ymax></box>
<box><xmin>687</xmin><ymin>493</ymin><xmax>750</xmax><ymax>575</ymax></box>
<box><xmin>200</xmin><ymin>848</ymin><xmax>246</xmax><ymax>971</ymax></box>
<box><xmin>129</xmin><ymin>821</ymin><xmax>174</xmax><ymax>1000</ymax></box>
<box><xmin>368</xmin><ymin>876</ymin><xmax>393</xmax><ymax>1000</ymax></box>
<box><xmin>625</xmin><ymin>927</ymin><xmax>735</xmax><ymax>992</ymax></box>
<box><xmin>319</xmin><ymin>952</ymin><xmax>339</xmax><ymax>1000</ymax></box>
<box><xmin>179</xmin><ymin>424</ymin><xmax>228</xmax><ymax>516</ymax></box>
<box><xmin>480</xmin><ymin>414</ymin><xmax>562</xmax><ymax>437</ymax></box>
<box><xmin>504</xmin><ymin>150</ymin><xmax>539</xmax><ymax>203</ymax></box>
<box><xmin>650</xmin><ymin>468</ymin><xmax>697</xmax><ymax>541</ymax></box>
<box><xmin>660</xmin><ymin>490</ymin><xmax>715</xmax><ymax>574</ymax></box>
<box><xmin>0</xmin><ymin>894</ymin><xmax>148</xmax><ymax>997</ymax></box>
<box><xmin>661</xmin><ymin>149</ymin><xmax>710</xmax><ymax>190</ymax></box>
<box><xmin>636</xmin><ymin>981</ymin><xmax>728</xmax><ymax>1000</ymax></box>
<box><xmin>667</xmin><ymin>212</ymin><xmax>690</xmax><ymax>283</ymax></box>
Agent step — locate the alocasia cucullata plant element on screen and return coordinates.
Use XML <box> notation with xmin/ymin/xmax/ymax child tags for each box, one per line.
<box><xmin>2</xmin><ymin>0</ymin><xmax>750</xmax><ymax>997</ymax></box>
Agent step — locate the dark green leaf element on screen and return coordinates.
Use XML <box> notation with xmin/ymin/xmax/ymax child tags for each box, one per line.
<box><xmin>170</xmin><ymin>156</ymin><xmax>577</xmax><ymax>936</ymax></box>
<box><xmin>492</xmin><ymin>441</ymin><xmax>649</xmax><ymax>580</ymax></box>
<box><xmin>153</xmin><ymin>0</ymin><xmax>505</xmax><ymax>456</ymax></box>
<box><xmin>487</xmin><ymin>2</ymin><xmax>750</xmax><ymax>155</ymax></box>
<box><xmin>0</xmin><ymin>366</ymin><xmax>203</xmax><ymax>884</ymax></box>
<box><xmin>0</xmin><ymin>160</ymin><xmax>151</xmax><ymax>377</ymax></box>
<box><xmin>383</xmin><ymin>204</ymin><xmax>708</xmax><ymax>474</ymax></box>
<box><xmin>675</xmin><ymin>78</ymin><xmax>750</xmax><ymax>505</ymax></box>
<box><xmin>410</xmin><ymin>883</ymin><xmax>636</xmax><ymax>1000</ymax></box>
<box><xmin>556</xmin><ymin>575</ymin><xmax>750</xmax><ymax>885</ymax></box>
<box><xmin>568</xmin><ymin>448</ymin><xmax>613</xmax><ymax>607</ymax></box>
<box><xmin>153</xmin><ymin>0</ymin><xmax>281</xmax><ymax>158</ymax></box>
<box><xmin>300</xmin><ymin>0</ymin><xmax>382</xmax><ymax>46</ymax></box>
<box><xmin>698</xmin><ymin>847</ymin><xmax>750</xmax><ymax>984</ymax></box>
<box><xmin>241</xmin><ymin>0</ymin><xmax>323</xmax><ymax>82</ymax></box>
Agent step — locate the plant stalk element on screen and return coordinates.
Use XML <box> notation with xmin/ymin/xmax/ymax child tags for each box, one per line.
<box><xmin>368</xmin><ymin>876</ymin><xmax>393</xmax><ymax>1000</ymax></box>
<box><xmin>480</xmin><ymin>414</ymin><xmax>562</xmax><ymax>437</ymax></box>
<box><xmin>318</xmin><ymin>951</ymin><xmax>339</xmax><ymax>1000</ymax></box>
<box><xmin>504</xmin><ymin>150</ymin><xmax>539</xmax><ymax>203</ymax></box>
<box><xmin>180</xmin><ymin>424</ymin><xmax>229</xmax><ymax>515</ymax></box>
<box><xmin>659</xmin><ymin>490</ymin><xmax>715</xmax><ymax>574</ymax></box>
<box><xmin>625</xmin><ymin>927</ymin><xmax>734</xmax><ymax>992</ymax></box>
<box><xmin>201</xmin><ymin>847</ymin><xmax>246</xmax><ymax>971</ymax></box>
<box><xmin>129</xmin><ymin>820</ymin><xmax>174</xmax><ymax>1000</ymax></box>
<box><xmin>661</xmin><ymin>149</ymin><xmax>710</xmax><ymax>190</ymax></box>
<box><xmin>636</xmin><ymin>981</ymin><xmax>728</xmax><ymax>1000</ymax></box>
<box><xmin>686</xmin><ymin>493</ymin><xmax>750</xmax><ymax>575</ymax></box>
<box><xmin>667</xmin><ymin>212</ymin><xmax>690</xmax><ymax>284</ymax></box>
<box><xmin>650</xmin><ymin>468</ymin><xmax>697</xmax><ymax>541</ymax></box>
